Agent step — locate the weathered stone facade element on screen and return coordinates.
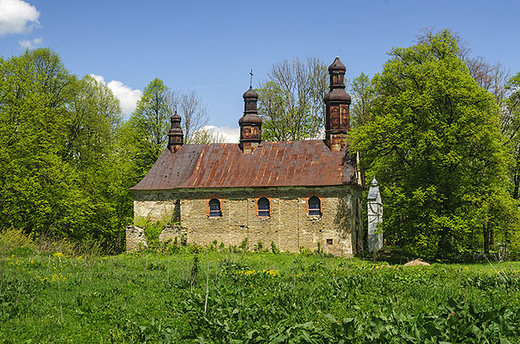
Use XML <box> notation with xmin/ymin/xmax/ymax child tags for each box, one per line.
<box><xmin>125</xmin><ymin>225</ymin><xmax>148</xmax><ymax>251</ymax></box>
<box><xmin>133</xmin><ymin>186</ymin><xmax>363</xmax><ymax>257</ymax></box>
<box><xmin>128</xmin><ymin>57</ymin><xmax>364</xmax><ymax>257</ymax></box>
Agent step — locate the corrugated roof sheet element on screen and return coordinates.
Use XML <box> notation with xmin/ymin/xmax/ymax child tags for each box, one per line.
<box><xmin>130</xmin><ymin>140</ymin><xmax>358</xmax><ymax>191</ymax></box>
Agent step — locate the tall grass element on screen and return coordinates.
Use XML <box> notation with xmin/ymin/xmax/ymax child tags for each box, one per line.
<box><xmin>1</xmin><ymin>247</ymin><xmax>520</xmax><ymax>343</ymax></box>
<box><xmin>0</xmin><ymin>228</ymin><xmax>117</xmax><ymax>258</ymax></box>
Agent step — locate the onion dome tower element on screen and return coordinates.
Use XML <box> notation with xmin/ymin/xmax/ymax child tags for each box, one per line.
<box><xmin>239</xmin><ymin>86</ymin><xmax>262</xmax><ymax>154</ymax></box>
<box><xmin>167</xmin><ymin>111</ymin><xmax>184</xmax><ymax>153</ymax></box>
<box><xmin>324</xmin><ymin>57</ymin><xmax>351</xmax><ymax>151</ymax></box>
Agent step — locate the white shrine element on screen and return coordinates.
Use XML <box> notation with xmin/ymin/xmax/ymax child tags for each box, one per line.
<box><xmin>367</xmin><ymin>177</ymin><xmax>383</xmax><ymax>252</ymax></box>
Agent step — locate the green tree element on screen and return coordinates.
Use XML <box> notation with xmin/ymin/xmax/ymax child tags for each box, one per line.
<box><xmin>123</xmin><ymin>78</ymin><xmax>174</xmax><ymax>177</ymax></box>
<box><xmin>0</xmin><ymin>49</ymin><xmax>81</xmax><ymax>235</ymax></box>
<box><xmin>504</xmin><ymin>73</ymin><xmax>520</xmax><ymax>200</ymax></box>
<box><xmin>351</xmin><ymin>30</ymin><xmax>512</xmax><ymax>258</ymax></box>
<box><xmin>0</xmin><ymin>49</ymin><xmax>131</xmax><ymax>248</ymax></box>
<box><xmin>65</xmin><ymin>75</ymin><xmax>122</xmax><ymax>166</ymax></box>
<box><xmin>66</xmin><ymin>75</ymin><xmax>133</xmax><ymax>242</ymax></box>
<box><xmin>122</xmin><ymin>79</ymin><xmax>210</xmax><ymax>176</ymax></box>
<box><xmin>257</xmin><ymin>57</ymin><xmax>328</xmax><ymax>141</ymax></box>
<box><xmin>349</xmin><ymin>72</ymin><xmax>375</xmax><ymax>128</ymax></box>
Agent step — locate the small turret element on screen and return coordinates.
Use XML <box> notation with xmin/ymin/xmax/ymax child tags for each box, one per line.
<box><xmin>167</xmin><ymin>111</ymin><xmax>183</xmax><ymax>153</ymax></box>
<box><xmin>239</xmin><ymin>86</ymin><xmax>262</xmax><ymax>154</ymax></box>
<box><xmin>324</xmin><ymin>57</ymin><xmax>351</xmax><ymax>151</ymax></box>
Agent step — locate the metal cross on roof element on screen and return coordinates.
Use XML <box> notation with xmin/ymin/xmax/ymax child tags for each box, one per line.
<box><xmin>249</xmin><ymin>69</ymin><xmax>254</xmax><ymax>88</ymax></box>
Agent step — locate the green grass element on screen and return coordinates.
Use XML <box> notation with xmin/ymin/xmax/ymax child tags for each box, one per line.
<box><xmin>1</xmin><ymin>248</ymin><xmax>520</xmax><ymax>343</ymax></box>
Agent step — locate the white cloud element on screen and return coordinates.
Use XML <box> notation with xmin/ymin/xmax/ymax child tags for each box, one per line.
<box><xmin>0</xmin><ymin>0</ymin><xmax>40</xmax><ymax>36</ymax></box>
<box><xmin>107</xmin><ymin>80</ymin><xmax>142</xmax><ymax>115</ymax></box>
<box><xmin>19</xmin><ymin>36</ymin><xmax>41</xmax><ymax>49</ymax></box>
<box><xmin>90</xmin><ymin>74</ymin><xmax>142</xmax><ymax>115</ymax></box>
<box><xmin>202</xmin><ymin>125</ymin><xmax>240</xmax><ymax>143</ymax></box>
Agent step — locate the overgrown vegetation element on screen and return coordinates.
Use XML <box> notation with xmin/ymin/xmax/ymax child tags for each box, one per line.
<box><xmin>351</xmin><ymin>29</ymin><xmax>520</xmax><ymax>258</ymax></box>
<box><xmin>1</xmin><ymin>233</ymin><xmax>520</xmax><ymax>343</ymax></box>
<box><xmin>0</xmin><ymin>49</ymin><xmax>133</xmax><ymax>252</ymax></box>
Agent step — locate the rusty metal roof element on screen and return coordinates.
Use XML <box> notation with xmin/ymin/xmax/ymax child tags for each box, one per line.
<box><xmin>130</xmin><ymin>140</ymin><xmax>358</xmax><ymax>191</ymax></box>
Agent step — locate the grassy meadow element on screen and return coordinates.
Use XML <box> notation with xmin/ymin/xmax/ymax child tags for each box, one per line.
<box><xmin>1</xmin><ymin>243</ymin><xmax>520</xmax><ymax>343</ymax></box>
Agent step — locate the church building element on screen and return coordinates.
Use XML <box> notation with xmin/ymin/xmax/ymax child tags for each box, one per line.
<box><xmin>128</xmin><ymin>57</ymin><xmax>364</xmax><ymax>257</ymax></box>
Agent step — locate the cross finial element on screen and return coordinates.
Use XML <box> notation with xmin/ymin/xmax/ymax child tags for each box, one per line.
<box><xmin>249</xmin><ymin>69</ymin><xmax>254</xmax><ymax>88</ymax></box>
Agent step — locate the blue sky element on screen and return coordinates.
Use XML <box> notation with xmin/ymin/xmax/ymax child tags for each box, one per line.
<box><xmin>1</xmin><ymin>0</ymin><xmax>520</xmax><ymax>140</ymax></box>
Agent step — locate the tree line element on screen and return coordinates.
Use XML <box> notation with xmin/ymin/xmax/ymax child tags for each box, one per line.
<box><xmin>0</xmin><ymin>49</ymin><xmax>209</xmax><ymax>251</ymax></box>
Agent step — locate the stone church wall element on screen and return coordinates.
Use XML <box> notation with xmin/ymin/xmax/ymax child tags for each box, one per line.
<box><xmin>131</xmin><ymin>186</ymin><xmax>363</xmax><ymax>257</ymax></box>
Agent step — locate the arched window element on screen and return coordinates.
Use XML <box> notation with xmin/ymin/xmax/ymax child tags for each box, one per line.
<box><xmin>209</xmin><ymin>199</ymin><xmax>221</xmax><ymax>217</ymax></box>
<box><xmin>258</xmin><ymin>197</ymin><xmax>270</xmax><ymax>217</ymax></box>
<box><xmin>308</xmin><ymin>196</ymin><xmax>321</xmax><ymax>216</ymax></box>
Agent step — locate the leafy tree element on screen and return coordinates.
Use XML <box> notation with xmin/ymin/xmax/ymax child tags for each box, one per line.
<box><xmin>122</xmin><ymin>78</ymin><xmax>174</xmax><ymax>176</ymax></box>
<box><xmin>351</xmin><ymin>30</ymin><xmax>513</xmax><ymax>258</ymax></box>
<box><xmin>0</xmin><ymin>49</ymin><xmax>131</xmax><ymax>249</ymax></box>
<box><xmin>257</xmin><ymin>57</ymin><xmax>328</xmax><ymax>141</ymax></box>
<box><xmin>122</xmin><ymin>79</ymin><xmax>210</xmax><ymax>177</ymax></box>
<box><xmin>65</xmin><ymin>75</ymin><xmax>122</xmax><ymax>167</ymax></box>
<box><xmin>416</xmin><ymin>28</ymin><xmax>511</xmax><ymax>104</ymax></box>
<box><xmin>349</xmin><ymin>72</ymin><xmax>375</xmax><ymax>128</ymax></box>
<box><xmin>0</xmin><ymin>49</ymin><xmax>83</xmax><ymax>237</ymax></box>
<box><xmin>67</xmin><ymin>75</ymin><xmax>133</xmax><ymax>242</ymax></box>
<box><xmin>502</xmin><ymin>73</ymin><xmax>520</xmax><ymax>199</ymax></box>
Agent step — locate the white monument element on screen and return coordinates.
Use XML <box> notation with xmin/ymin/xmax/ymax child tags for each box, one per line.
<box><xmin>367</xmin><ymin>177</ymin><xmax>383</xmax><ymax>252</ymax></box>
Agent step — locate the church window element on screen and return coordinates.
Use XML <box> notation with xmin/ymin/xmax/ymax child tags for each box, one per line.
<box><xmin>209</xmin><ymin>199</ymin><xmax>221</xmax><ymax>217</ymax></box>
<box><xmin>308</xmin><ymin>196</ymin><xmax>321</xmax><ymax>216</ymax></box>
<box><xmin>258</xmin><ymin>197</ymin><xmax>270</xmax><ymax>217</ymax></box>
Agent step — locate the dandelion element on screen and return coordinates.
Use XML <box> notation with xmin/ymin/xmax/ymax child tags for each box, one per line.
<box><xmin>51</xmin><ymin>274</ymin><xmax>66</xmax><ymax>282</ymax></box>
<box><xmin>53</xmin><ymin>252</ymin><xmax>65</xmax><ymax>258</ymax></box>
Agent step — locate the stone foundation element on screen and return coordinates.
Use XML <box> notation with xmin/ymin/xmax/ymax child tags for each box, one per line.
<box><xmin>158</xmin><ymin>225</ymin><xmax>184</xmax><ymax>244</ymax></box>
<box><xmin>125</xmin><ymin>225</ymin><xmax>148</xmax><ymax>252</ymax></box>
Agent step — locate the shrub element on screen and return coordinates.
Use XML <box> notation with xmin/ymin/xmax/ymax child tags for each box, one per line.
<box><xmin>0</xmin><ymin>228</ymin><xmax>35</xmax><ymax>254</ymax></box>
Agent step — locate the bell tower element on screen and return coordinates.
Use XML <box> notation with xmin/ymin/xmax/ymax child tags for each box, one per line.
<box><xmin>324</xmin><ymin>57</ymin><xmax>351</xmax><ymax>151</ymax></box>
<box><xmin>167</xmin><ymin>111</ymin><xmax>184</xmax><ymax>153</ymax></box>
<box><xmin>239</xmin><ymin>85</ymin><xmax>262</xmax><ymax>154</ymax></box>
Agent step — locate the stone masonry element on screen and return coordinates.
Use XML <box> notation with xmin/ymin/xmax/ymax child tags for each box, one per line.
<box><xmin>131</xmin><ymin>185</ymin><xmax>363</xmax><ymax>257</ymax></box>
<box><xmin>125</xmin><ymin>225</ymin><xmax>148</xmax><ymax>251</ymax></box>
<box><xmin>128</xmin><ymin>57</ymin><xmax>364</xmax><ymax>256</ymax></box>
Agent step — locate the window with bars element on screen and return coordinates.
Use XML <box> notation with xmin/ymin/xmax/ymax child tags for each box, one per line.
<box><xmin>308</xmin><ymin>196</ymin><xmax>321</xmax><ymax>216</ymax></box>
<box><xmin>257</xmin><ymin>197</ymin><xmax>270</xmax><ymax>217</ymax></box>
<box><xmin>209</xmin><ymin>199</ymin><xmax>221</xmax><ymax>217</ymax></box>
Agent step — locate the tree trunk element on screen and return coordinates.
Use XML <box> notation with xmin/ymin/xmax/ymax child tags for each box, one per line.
<box><xmin>483</xmin><ymin>224</ymin><xmax>490</xmax><ymax>254</ymax></box>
